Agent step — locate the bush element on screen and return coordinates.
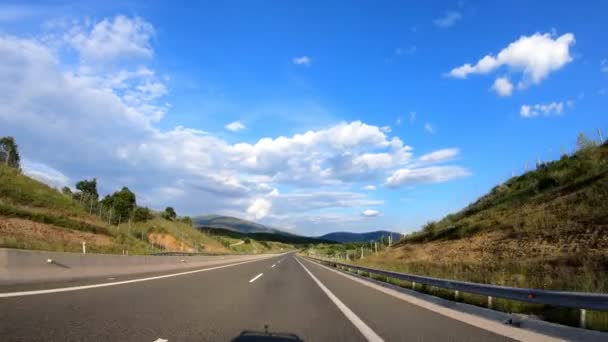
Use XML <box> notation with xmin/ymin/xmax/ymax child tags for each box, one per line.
<box><xmin>537</xmin><ymin>176</ymin><xmax>558</xmax><ymax>191</ymax></box>
<box><xmin>133</xmin><ymin>207</ymin><xmax>153</xmax><ymax>222</ymax></box>
<box><xmin>244</xmin><ymin>238</ymin><xmax>251</xmax><ymax>244</ymax></box>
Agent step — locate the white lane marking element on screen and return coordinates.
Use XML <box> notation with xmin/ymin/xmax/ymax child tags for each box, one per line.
<box><xmin>271</xmin><ymin>264</ymin><xmax>276</xmax><ymax>268</ymax></box>
<box><xmin>154</xmin><ymin>338</ymin><xmax>168</xmax><ymax>342</ymax></box>
<box><xmin>0</xmin><ymin>257</ymin><xmax>273</xmax><ymax>298</ymax></box>
<box><xmin>249</xmin><ymin>273</ymin><xmax>264</xmax><ymax>283</ymax></box>
<box><xmin>306</xmin><ymin>258</ymin><xmax>563</xmax><ymax>342</ymax></box>
<box><xmin>295</xmin><ymin>258</ymin><xmax>383</xmax><ymax>342</ymax></box>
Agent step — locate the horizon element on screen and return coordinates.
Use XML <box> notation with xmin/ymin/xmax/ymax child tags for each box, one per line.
<box><xmin>1</xmin><ymin>1</ymin><xmax>607</xmax><ymax>236</ymax></box>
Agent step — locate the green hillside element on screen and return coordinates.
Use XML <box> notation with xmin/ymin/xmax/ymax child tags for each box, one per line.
<box><xmin>0</xmin><ymin>163</ymin><xmax>291</xmax><ymax>255</ymax></box>
<box><xmin>194</xmin><ymin>214</ymin><xmax>286</xmax><ymax>234</ymax></box>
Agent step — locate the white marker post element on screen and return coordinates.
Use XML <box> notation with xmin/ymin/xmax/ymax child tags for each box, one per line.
<box><xmin>82</xmin><ymin>241</ymin><xmax>86</xmax><ymax>254</ymax></box>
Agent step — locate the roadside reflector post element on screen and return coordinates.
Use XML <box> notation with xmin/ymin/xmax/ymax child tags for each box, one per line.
<box><xmin>82</xmin><ymin>241</ymin><xmax>86</xmax><ymax>254</ymax></box>
<box><xmin>580</xmin><ymin>309</ymin><xmax>587</xmax><ymax>329</ymax></box>
<box><xmin>488</xmin><ymin>296</ymin><xmax>493</xmax><ymax>309</ymax></box>
<box><xmin>46</xmin><ymin>259</ymin><xmax>53</xmax><ymax>264</ymax></box>
<box><xmin>454</xmin><ymin>290</ymin><xmax>459</xmax><ymax>300</ymax></box>
<box><xmin>412</xmin><ymin>281</ymin><xmax>416</xmax><ymax>290</ymax></box>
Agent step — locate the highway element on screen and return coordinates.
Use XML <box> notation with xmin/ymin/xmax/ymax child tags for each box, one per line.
<box><xmin>0</xmin><ymin>253</ymin><xmax>520</xmax><ymax>341</ymax></box>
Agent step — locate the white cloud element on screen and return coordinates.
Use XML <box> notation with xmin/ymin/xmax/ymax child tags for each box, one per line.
<box><xmin>419</xmin><ymin>148</ymin><xmax>460</xmax><ymax>163</ymax></box>
<box><xmin>448</xmin><ymin>33</ymin><xmax>575</xmax><ymax>91</ymax></box>
<box><xmin>380</xmin><ymin>125</ymin><xmax>392</xmax><ymax>133</ymax></box>
<box><xmin>363</xmin><ymin>185</ymin><xmax>376</xmax><ymax>191</ymax></box>
<box><xmin>385</xmin><ymin>166</ymin><xmax>471</xmax><ymax>188</ymax></box>
<box><xmin>292</xmin><ymin>56</ymin><xmax>312</xmax><ymax>66</ymax></box>
<box><xmin>492</xmin><ymin>77</ymin><xmax>514</xmax><ymax>96</ymax></box>
<box><xmin>434</xmin><ymin>11</ymin><xmax>462</xmax><ymax>28</ymax></box>
<box><xmin>424</xmin><ymin>122</ymin><xmax>435</xmax><ymax>134</ymax></box>
<box><xmin>22</xmin><ymin>160</ymin><xmax>70</xmax><ymax>188</ymax></box>
<box><xmin>601</xmin><ymin>59</ymin><xmax>608</xmax><ymax>73</ymax></box>
<box><xmin>0</xmin><ymin>16</ymin><xmax>471</xmax><ymax>233</ymax></box>
<box><xmin>520</xmin><ymin>102</ymin><xmax>565</xmax><ymax>118</ymax></box>
<box><xmin>68</xmin><ymin>15</ymin><xmax>155</xmax><ymax>62</ymax></box>
<box><xmin>246</xmin><ymin>198</ymin><xmax>271</xmax><ymax>220</ymax></box>
<box><xmin>362</xmin><ymin>209</ymin><xmax>380</xmax><ymax>217</ymax></box>
<box><xmin>225</xmin><ymin>121</ymin><xmax>246</xmax><ymax>132</ymax></box>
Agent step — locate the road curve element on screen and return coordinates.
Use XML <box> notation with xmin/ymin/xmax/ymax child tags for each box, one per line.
<box><xmin>0</xmin><ymin>253</ymin><xmax>515</xmax><ymax>341</ymax></box>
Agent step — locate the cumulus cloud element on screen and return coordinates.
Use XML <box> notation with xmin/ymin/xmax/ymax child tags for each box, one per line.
<box><xmin>362</xmin><ymin>185</ymin><xmax>376</xmax><ymax>191</ymax></box>
<box><xmin>385</xmin><ymin>166</ymin><xmax>471</xmax><ymax>188</ymax></box>
<box><xmin>68</xmin><ymin>15</ymin><xmax>155</xmax><ymax>62</ymax></box>
<box><xmin>520</xmin><ymin>102</ymin><xmax>565</xmax><ymax>118</ymax></box>
<box><xmin>246</xmin><ymin>198</ymin><xmax>271</xmax><ymax>220</ymax></box>
<box><xmin>0</xmin><ymin>15</ymin><xmax>471</xmax><ymax>232</ymax></box>
<box><xmin>22</xmin><ymin>160</ymin><xmax>70</xmax><ymax>188</ymax></box>
<box><xmin>434</xmin><ymin>11</ymin><xmax>462</xmax><ymax>28</ymax></box>
<box><xmin>448</xmin><ymin>33</ymin><xmax>575</xmax><ymax>93</ymax></box>
<box><xmin>225</xmin><ymin>121</ymin><xmax>246</xmax><ymax>132</ymax></box>
<box><xmin>292</xmin><ymin>56</ymin><xmax>312</xmax><ymax>66</ymax></box>
<box><xmin>492</xmin><ymin>77</ymin><xmax>513</xmax><ymax>96</ymax></box>
<box><xmin>362</xmin><ymin>209</ymin><xmax>380</xmax><ymax>217</ymax></box>
<box><xmin>419</xmin><ymin>148</ymin><xmax>459</xmax><ymax>163</ymax></box>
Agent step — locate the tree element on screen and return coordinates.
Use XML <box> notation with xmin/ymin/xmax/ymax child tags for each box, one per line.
<box><xmin>61</xmin><ymin>187</ymin><xmax>72</xmax><ymax>196</ymax></box>
<box><xmin>162</xmin><ymin>207</ymin><xmax>177</xmax><ymax>220</ymax></box>
<box><xmin>133</xmin><ymin>207</ymin><xmax>153</xmax><ymax>222</ymax></box>
<box><xmin>180</xmin><ymin>216</ymin><xmax>193</xmax><ymax>226</ymax></box>
<box><xmin>577</xmin><ymin>132</ymin><xmax>597</xmax><ymax>151</ymax></box>
<box><xmin>102</xmin><ymin>187</ymin><xmax>136</xmax><ymax>224</ymax></box>
<box><xmin>76</xmin><ymin>178</ymin><xmax>98</xmax><ymax>200</ymax></box>
<box><xmin>0</xmin><ymin>136</ymin><xmax>21</xmax><ymax>170</ymax></box>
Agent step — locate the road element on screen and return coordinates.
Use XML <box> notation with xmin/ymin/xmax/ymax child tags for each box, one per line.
<box><xmin>0</xmin><ymin>253</ymin><xmax>516</xmax><ymax>341</ymax></box>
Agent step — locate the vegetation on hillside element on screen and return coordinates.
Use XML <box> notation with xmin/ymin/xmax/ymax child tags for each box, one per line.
<box><xmin>0</xmin><ymin>136</ymin><xmax>292</xmax><ymax>255</ymax></box>
<box><xmin>307</xmin><ymin>133</ymin><xmax>608</xmax><ymax>330</ymax></box>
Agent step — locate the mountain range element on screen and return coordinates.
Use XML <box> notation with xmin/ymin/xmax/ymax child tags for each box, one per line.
<box><xmin>193</xmin><ymin>215</ymin><xmax>400</xmax><ymax>243</ymax></box>
<box><xmin>319</xmin><ymin>231</ymin><xmax>402</xmax><ymax>243</ymax></box>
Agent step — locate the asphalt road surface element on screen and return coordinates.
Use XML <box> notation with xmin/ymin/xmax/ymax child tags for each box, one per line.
<box><xmin>0</xmin><ymin>253</ymin><xmax>515</xmax><ymax>341</ymax></box>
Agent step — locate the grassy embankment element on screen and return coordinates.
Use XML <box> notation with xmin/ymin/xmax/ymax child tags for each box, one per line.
<box><xmin>0</xmin><ymin>163</ymin><xmax>291</xmax><ymax>255</ymax></box>
<box><xmin>308</xmin><ymin>140</ymin><xmax>608</xmax><ymax>330</ymax></box>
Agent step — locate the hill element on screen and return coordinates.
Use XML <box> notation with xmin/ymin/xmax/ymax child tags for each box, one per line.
<box><xmin>0</xmin><ymin>163</ymin><xmax>290</xmax><ymax>255</ymax></box>
<box><xmin>199</xmin><ymin>227</ymin><xmax>334</xmax><ymax>245</ymax></box>
<box><xmin>324</xmin><ymin>139</ymin><xmax>608</xmax><ymax>330</ymax></box>
<box><xmin>319</xmin><ymin>230</ymin><xmax>402</xmax><ymax>243</ymax></box>
<box><xmin>193</xmin><ymin>214</ymin><xmax>287</xmax><ymax>234</ymax></box>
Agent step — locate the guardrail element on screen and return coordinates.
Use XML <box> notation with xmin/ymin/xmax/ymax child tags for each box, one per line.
<box><xmin>306</xmin><ymin>256</ymin><xmax>608</xmax><ymax>328</ymax></box>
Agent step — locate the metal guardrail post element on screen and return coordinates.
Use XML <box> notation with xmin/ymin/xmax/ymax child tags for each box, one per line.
<box><xmin>580</xmin><ymin>309</ymin><xmax>586</xmax><ymax>328</ymax></box>
<box><xmin>488</xmin><ymin>296</ymin><xmax>493</xmax><ymax>309</ymax></box>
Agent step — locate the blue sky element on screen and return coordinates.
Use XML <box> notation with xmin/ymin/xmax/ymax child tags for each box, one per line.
<box><xmin>1</xmin><ymin>1</ymin><xmax>607</xmax><ymax>235</ymax></box>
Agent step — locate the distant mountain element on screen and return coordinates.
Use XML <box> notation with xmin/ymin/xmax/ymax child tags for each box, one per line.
<box><xmin>193</xmin><ymin>215</ymin><xmax>287</xmax><ymax>235</ymax></box>
<box><xmin>319</xmin><ymin>230</ymin><xmax>402</xmax><ymax>243</ymax></box>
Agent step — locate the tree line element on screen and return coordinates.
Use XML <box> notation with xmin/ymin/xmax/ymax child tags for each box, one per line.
<box><xmin>1</xmin><ymin>135</ymin><xmax>191</xmax><ymax>227</ymax></box>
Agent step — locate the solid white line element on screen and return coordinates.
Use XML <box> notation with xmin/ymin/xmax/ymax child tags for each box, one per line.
<box><xmin>295</xmin><ymin>258</ymin><xmax>383</xmax><ymax>342</ymax></box>
<box><xmin>153</xmin><ymin>338</ymin><xmax>168</xmax><ymax>342</ymax></box>
<box><xmin>271</xmin><ymin>264</ymin><xmax>276</xmax><ymax>268</ymax></box>
<box><xmin>306</xmin><ymin>258</ymin><xmax>564</xmax><ymax>342</ymax></box>
<box><xmin>249</xmin><ymin>273</ymin><xmax>264</xmax><ymax>283</ymax></box>
<box><xmin>0</xmin><ymin>257</ymin><xmax>272</xmax><ymax>298</ymax></box>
